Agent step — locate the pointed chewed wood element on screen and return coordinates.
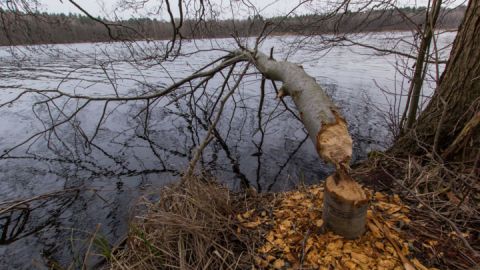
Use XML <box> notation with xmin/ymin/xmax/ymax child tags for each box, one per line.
<box><xmin>316</xmin><ymin>112</ymin><xmax>353</xmax><ymax>171</ymax></box>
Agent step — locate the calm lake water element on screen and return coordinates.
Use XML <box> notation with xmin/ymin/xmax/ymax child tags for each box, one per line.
<box><xmin>0</xmin><ymin>32</ymin><xmax>456</xmax><ymax>268</ymax></box>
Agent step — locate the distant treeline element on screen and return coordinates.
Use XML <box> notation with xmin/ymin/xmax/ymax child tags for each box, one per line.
<box><xmin>0</xmin><ymin>6</ymin><xmax>466</xmax><ymax>46</ymax></box>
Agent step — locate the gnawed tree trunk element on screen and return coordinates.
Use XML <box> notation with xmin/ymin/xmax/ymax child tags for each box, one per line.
<box><xmin>240</xmin><ymin>50</ymin><xmax>368</xmax><ymax>239</ymax></box>
<box><xmin>392</xmin><ymin>0</ymin><xmax>480</xmax><ymax>162</ymax></box>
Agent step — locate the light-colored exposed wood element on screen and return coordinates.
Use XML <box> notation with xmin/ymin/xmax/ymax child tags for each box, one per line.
<box><xmin>326</xmin><ymin>173</ymin><xmax>368</xmax><ymax>203</ymax></box>
<box><xmin>323</xmin><ymin>175</ymin><xmax>368</xmax><ymax>239</ymax></box>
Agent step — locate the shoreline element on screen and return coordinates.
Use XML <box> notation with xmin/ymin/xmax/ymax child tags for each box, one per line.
<box><xmin>0</xmin><ymin>27</ymin><xmax>459</xmax><ymax>48</ymax></box>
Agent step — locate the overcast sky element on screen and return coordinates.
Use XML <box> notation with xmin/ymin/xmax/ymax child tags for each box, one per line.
<box><xmin>40</xmin><ymin>0</ymin><xmax>463</xmax><ymax>19</ymax></box>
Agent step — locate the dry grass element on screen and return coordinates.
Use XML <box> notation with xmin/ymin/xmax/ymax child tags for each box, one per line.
<box><xmin>353</xmin><ymin>152</ymin><xmax>480</xmax><ymax>269</ymax></box>
<box><xmin>109</xmin><ymin>176</ymin><xmax>266</xmax><ymax>270</ymax></box>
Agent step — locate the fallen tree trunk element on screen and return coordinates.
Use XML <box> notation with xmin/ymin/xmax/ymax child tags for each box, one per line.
<box><xmin>241</xmin><ymin>50</ymin><xmax>368</xmax><ymax>239</ymax></box>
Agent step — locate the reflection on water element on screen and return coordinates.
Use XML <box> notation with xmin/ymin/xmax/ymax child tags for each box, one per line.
<box><xmin>0</xmin><ymin>32</ymin><xmax>455</xmax><ymax>268</ymax></box>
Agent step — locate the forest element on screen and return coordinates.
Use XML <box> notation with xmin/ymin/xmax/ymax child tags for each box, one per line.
<box><xmin>0</xmin><ymin>6</ymin><xmax>466</xmax><ymax>45</ymax></box>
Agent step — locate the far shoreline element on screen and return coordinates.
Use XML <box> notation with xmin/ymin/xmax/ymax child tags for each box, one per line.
<box><xmin>0</xmin><ymin>27</ymin><xmax>459</xmax><ymax>48</ymax></box>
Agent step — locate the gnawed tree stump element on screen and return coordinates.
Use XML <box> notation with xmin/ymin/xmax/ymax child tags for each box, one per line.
<box><xmin>323</xmin><ymin>173</ymin><xmax>368</xmax><ymax>239</ymax></box>
<box><xmin>240</xmin><ymin>49</ymin><xmax>368</xmax><ymax>238</ymax></box>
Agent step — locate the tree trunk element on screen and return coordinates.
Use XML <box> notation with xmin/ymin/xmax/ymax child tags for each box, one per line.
<box><xmin>392</xmin><ymin>0</ymin><xmax>480</xmax><ymax>162</ymax></box>
<box><xmin>404</xmin><ymin>0</ymin><xmax>443</xmax><ymax>130</ymax></box>
<box><xmin>240</xmin><ymin>50</ymin><xmax>368</xmax><ymax>239</ymax></box>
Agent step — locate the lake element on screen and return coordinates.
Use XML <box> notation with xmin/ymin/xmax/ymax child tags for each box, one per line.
<box><xmin>0</xmin><ymin>31</ymin><xmax>456</xmax><ymax>268</ymax></box>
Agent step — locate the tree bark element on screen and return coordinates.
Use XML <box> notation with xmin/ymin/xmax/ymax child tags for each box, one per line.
<box><xmin>393</xmin><ymin>0</ymin><xmax>480</xmax><ymax>161</ymax></box>
<box><xmin>241</xmin><ymin>50</ymin><xmax>368</xmax><ymax>238</ymax></box>
<box><xmin>404</xmin><ymin>0</ymin><xmax>443</xmax><ymax>130</ymax></box>
<box><xmin>244</xmin><ymin>51</ymin><xmax>354</xmax><ymax>170</ymax></box>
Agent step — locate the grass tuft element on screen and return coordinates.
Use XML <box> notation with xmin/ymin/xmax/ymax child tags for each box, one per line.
<box><xmin>110</xmin><ymin>175</ymin><xmax>265</xmax><ymax>270</ymax></box>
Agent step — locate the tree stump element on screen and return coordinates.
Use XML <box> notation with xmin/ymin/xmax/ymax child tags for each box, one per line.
<box><xmin>322</xmin><ymin>173</ymin><xmax>368</xmax><ymax>239</ymax></box>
